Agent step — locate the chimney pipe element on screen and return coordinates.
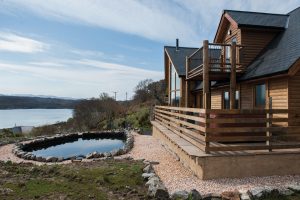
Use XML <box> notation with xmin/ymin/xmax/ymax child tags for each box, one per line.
<box><xmin>176</xmin><ymin>38</ymin><xmax>179</xmax><ymax>51</ymax></box>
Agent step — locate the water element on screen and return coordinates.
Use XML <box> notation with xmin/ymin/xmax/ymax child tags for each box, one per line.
<box><xmin>30</xmin><ymin>137</ymin><xmax>125</xmax><ymax>158</ymax></box>
<box><xmin>0</xmin><ymin>109</ymin><xmax>73</xmax><ymax>129</ymax></box>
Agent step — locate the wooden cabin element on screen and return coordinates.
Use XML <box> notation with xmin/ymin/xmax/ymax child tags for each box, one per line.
<box><xmin>153</xmin><ymin>8</ymin><xmax>300</xmax><ymax>179</ymax></box>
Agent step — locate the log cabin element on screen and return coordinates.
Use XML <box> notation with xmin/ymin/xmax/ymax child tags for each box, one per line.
<box><xmin>153</xmin><ymin>7</ymin><xmax>300</xmax><ymax>179</ymax></box>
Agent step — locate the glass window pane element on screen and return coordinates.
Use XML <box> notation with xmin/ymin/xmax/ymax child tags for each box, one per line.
<box><xmin>235</xmin><ymin>90</ymin><xmax>240</xmax><ymax>109</ymax></box>
<box><xmin>171</xmin><ymin>91</ymin><xmax>175</xmax><ymax>106</ymax></box>
<box><xmin>223</xmin><ymin>91</ymin><xmax>230</xmax><ymax>109</ymax></box>
<box><xmin>171</xmin><ymin>64</ymin><xmax>176</xmax><ymax>91</ymax></box>
<box><xmin>255</xmin><ymin>84</ymin><xmax>266</xmax><ymax>107</ymax></box>
<box><xmin>176</xmin><ymin>75</ymin><xmax>180</xmax><ymax>90</ymax></box>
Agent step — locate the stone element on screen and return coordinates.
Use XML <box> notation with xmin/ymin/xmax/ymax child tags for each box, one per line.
<box><xmin>247</xmin><ymin>188</ymin><xmax>264</xmax><ymax>199</ymax></box>
<box><xmin>239</xmin><ymin>190</ymin><xmax>250</xmax><ymax>200</ymax></box>
<box><xmin>57</xmin><ymin>157</ymin><xmax>64</xmax><ymax>162</ymax></box>
<box><xmin>287</xmin><ymin>184</ymin><xmax>300</xmax><ymax>191</ymax></box>
<box><xmin>46</xmin><ymin>156</ymin><xmax>58</xmax><ymax>162</ymax></box>
<box><xmin>171</xmin><ymin>190</ymin><xmax>189</xmax><ymax>200</ymax></box>
<box><xmin>143</xmin><ymin>164</ymin><xmax>155</xmax><ymax>173</ymax></box>
<box><xmin>86</xmin><ymin>153</ymin><xmax>94</xmax><ymax>159</ymax></box>
<box><xmin>221</xmin><ymin>191</ymin><xmax>240</xmax><ymax>200</ymax></box>
<box><xmin>276</xmin><ymin>188</ymin><xmax>294</xmax><ymax>196</ymax></box>
<box><xmin>202</xmin><ymin>193</ymin><xmax>221</xmax><ymax>200</ymax></box>
<box><xmin>142</xmin><ymin>173</ymin><xmax>155</xmax><ymax>179</ymax></box>
<box><xmin>189</xmin><ymin>189</ymin><xmax>202</xmax><ymax>200</ymax></box>
<box><xmin>145</xmin><ymin>176</ymin><xmax>160</xmax><ymax>187</ymax></box>
<box><xmin>150</xmin><ymin>161</ymin><xmax>160</xmax><ymax>165</ymax></box>
<box><xmin>147</xmin><ymin>182</ymin><xmax>169</xmax><ymax>199</ymax></box>
<box><xmin>36</xmin><ymin>156</ymin><xmax>45</xmax><ymax>162</ymax></box>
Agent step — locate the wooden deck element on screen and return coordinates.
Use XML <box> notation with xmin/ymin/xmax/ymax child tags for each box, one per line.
<box><xmin>154</xmin><ymin>106</ymin><xmax>300</xmax><ymax>154</ymax></box>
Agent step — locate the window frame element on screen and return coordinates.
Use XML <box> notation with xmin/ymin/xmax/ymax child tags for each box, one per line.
<box><xmin>254</xmin><ymin>83</ymin><xmax>267</xmax><ymax>109</ymax></box>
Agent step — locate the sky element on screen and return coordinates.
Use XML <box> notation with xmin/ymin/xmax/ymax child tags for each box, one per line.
<box><xmin>0</xmin><ymin>0</ymin><xmax>300</xmax><ymax>100</ymax></box>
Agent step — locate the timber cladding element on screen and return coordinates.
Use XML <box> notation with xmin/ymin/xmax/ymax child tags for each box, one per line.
<box><xmin>289</xmin><ymin>70</ymin><xmax>300</xmax><ymax>126</ymax></box>
<box><xmin>240</xmin><ymin>29</ymin><xmax>278</xmax><ymax>67</ymax></box>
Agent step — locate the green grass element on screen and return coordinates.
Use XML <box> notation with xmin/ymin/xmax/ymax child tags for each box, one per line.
<box><xmin>0</xmin><ymin>160</ymin><xmax>149</xmax><ymax>200</ymax></box>
<box><xmin>259</xmin><ymin>190</ymin><xmax>300</xmax><ymax>200</ymax></box>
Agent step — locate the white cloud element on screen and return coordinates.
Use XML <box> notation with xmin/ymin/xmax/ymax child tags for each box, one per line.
<box><xmin>0</xmin><ymin>59</ymin><xmax>163</xmax><ymax>99</ymax></box>
<box><xmin>0</xmin><ymin>32</ymin><xmax>48</xmax><ymax>53</ymax></box>
<box><xmin>5</xmin><ymin>0</ymin><xmax>300</xmax><ymax>46</ymax></box>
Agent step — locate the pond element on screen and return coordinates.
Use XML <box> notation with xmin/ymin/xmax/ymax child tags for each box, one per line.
<box><xmin>28</xmin><ymin>136</ymin><xmax>126</xmax><ymax>159</ymax></box>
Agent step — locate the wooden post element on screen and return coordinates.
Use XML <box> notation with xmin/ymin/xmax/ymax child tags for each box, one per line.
<box><xmin>185</xmin><ymin>57</ymin><xmax>189</xmax><ymax>107</ymax></box>
<box><xmin>267</xmin><ymin>97</ymin><xmax>273</xmax><ymax>152</ymax></box>
<box><xmin>203</xmin><ymin>40</ymin><xmax>210</xmax><ymax>109</ymax></box>
<box><xmin>230</xmin><ymin>42</ymin><xmax>237</xmax><ymax>109</ymax></box>
<box><xmin>204</xmin><ymin>110</ymin><xmax>210</xmax><ymax>154</ymax></box>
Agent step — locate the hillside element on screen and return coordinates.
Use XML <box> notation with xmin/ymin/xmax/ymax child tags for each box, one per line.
<box><xmin>0</xmin><ymin>96</ymin><xmax>80</xmax><ymax>109</ymax></box>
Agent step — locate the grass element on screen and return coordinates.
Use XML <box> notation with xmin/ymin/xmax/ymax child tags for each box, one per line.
<box><xmin>0</xmin><ymin>160</ymin><xmax>150</xmax><ymax>200</ymax></box>
<box><xmin>259</xmin><ymin>190</ymin><xmax>300</xmax><ymax>200</ymax></box>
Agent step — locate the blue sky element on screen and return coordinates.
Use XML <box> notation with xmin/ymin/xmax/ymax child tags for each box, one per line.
<box><xmin>0</xmin><ymin>0</ymin><xmax>300</xmax><ymax>100</ymax></box>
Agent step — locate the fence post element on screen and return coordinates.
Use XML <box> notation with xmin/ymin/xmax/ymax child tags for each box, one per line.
<box><xmin>267</xmin><ymin>97</ymin><xmax>273</xmax><ymax>152</ymax></box>
<box><xmin>204</xmin><ymin>110</ymin><xmax>210</xmax><ymax>154</ymax></box>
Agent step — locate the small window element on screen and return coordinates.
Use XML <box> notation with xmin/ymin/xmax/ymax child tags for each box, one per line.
<box><xmin>235</xmin><ymin>90</ymin><xmax>240</xmax><ymax>109</ymax></box>
<box><xmin>223</xmin><ymin>91</ymin><xmax>230</xmax><ymax>109</ymax></box>
<box><xmin>255</xmin><ymin>84</ymin><xmax>266</xmax><ymax>108</ymax></box>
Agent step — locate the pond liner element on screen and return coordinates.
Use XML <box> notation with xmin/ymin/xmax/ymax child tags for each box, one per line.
<box><xmin>13</xmin><ymin>131</ymin><xmax>134</xmax><ymax>162</ymax></box>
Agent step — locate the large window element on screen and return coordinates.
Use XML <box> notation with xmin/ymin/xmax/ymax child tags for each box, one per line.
<box><xmin>255</xmin><ymin>84</ymin><xmax>266</xmax><ymax>108</ymax></box>
<box><xmin>223</xmin><ymin>90</ymin><xmax>239</xmax><ymax>109</ymax></box>
<box><xmin>170</xmin><ymin>64</ymin><xmax>180</xmax><ymax>106</ymax></box>
<box><xmin>223</xmin><ymin>91</ymin><xmax>230</xmax><ymax>109</ymax></box>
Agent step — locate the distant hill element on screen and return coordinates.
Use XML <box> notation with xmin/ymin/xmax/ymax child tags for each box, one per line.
<box><xmin>0</xmin><ymin>96</ymin><xmax>81</xmax><ymax>109</ymax></box>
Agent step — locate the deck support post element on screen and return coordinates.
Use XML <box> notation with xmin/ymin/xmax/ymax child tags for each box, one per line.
<box><xmin>230</xmin><ymin>42</ymin><xmax>237</xmax><ymax>109</ymax></box>
<box><xmin>203</xmin><ymin>40</ymin><xmax>210</xmax><ymax>109</ymax></box>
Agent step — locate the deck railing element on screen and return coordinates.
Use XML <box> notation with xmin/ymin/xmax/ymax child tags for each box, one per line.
<box><xmin>187</xmin><ymin>42</ymin><xmax>245</xmax><ymax>80</ymax></box>
<box><xmin>154</xmin><ymin>106</ymin><xmax>300</xmax><ymax>153</ymax></box>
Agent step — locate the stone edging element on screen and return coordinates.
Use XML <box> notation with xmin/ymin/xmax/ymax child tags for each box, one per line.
<box><xmin>12</xmin><ymin>131</ymin><xmax>134</xmax><ymax>163</ymax></box>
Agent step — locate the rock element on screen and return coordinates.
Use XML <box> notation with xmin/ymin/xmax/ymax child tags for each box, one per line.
<box><xmin>36</xmin><ymin>156</ymin><xmax>45</xmax><ymax>162</ymax></box>
<box><xmin>202</xmin><ymin>193</ymin><xmax>221</xmax><ymax>200</ymax></box>
<box><xmin>143</xmin><ymin>164</ymin><xmax>155</xmax><ymax>173</ymax></box>
<box><xmin>189</xmin><ymin>189</ymin><xmax>202</xmax><ymax>200</ymax></box>
<box><xmin>85</xmin><ymin>153</ymin><xmax>93</xmax><ymax>159</ymax></box>
<box><xmin>278</xmin><ymin>188</ymin><xmax>294</xmax><ymax>196</ymax></box>
<box><xmin>239</xmin><ymin>189</ymin><xmax>250</xmax><ymax>200</ymax></box>
<box><xmin>287</xmin><ymin>184</ymin><xmax>300</xmax><ymax>191</ymax></box>
<box><xmin>221</xmin><ymin>191</ymin><xmax>240</xmax><ymax>200</ymax></box>
<box><xmin>142</xmin><ymin>173</ymin><xmax>155</xmax><ymax>179</ymax></box>
<box><xmin>247</xmin><ymin>188</ymin><xmax>264</xmax><ymax>199</ymax></box>
<box><xmin>46</xmin><ymin>156</ymin><xmax>58</xmax><ymax>162</ymax></box>
<box><xmin>147</xmin><ymin>182</ymin><xmax>169</xmax><ymax>199</ymax></box>
<box><xmin>145</xmin><ymin>176</ymin><xmax>160</xmax><ymax>187</ymax></box>
<box><xmin>57</xmin><ymin>157</ymin><xmax>64</xmax><ymax>162</ymax></box>
<box><xmin>150</xmin><ymin>161</ymin><xmax>160</xmax><ymax>165</ymax></box>
<box><xmin>171</xmin><ymin>190</ymin><xmax>189</xmax><ymax>200</ymax></box>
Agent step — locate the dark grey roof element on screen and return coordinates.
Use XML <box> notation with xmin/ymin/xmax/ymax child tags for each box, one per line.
<box><xmin>165</xmin><ymin>46</ymin><xmax>198</xmax><ymax>76</ymax></box>
<box><xmin>225</xmin><ymin>10</ymin><xmax>289</xmax><ymax>29</ymax></box>
<box><xmin>241</xmin><ymin>7</ymin><xmax>300</xmax><ymax>80</ymax></box>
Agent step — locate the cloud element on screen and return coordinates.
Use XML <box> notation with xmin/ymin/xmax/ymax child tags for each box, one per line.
<box><xmin>5</xmin><ymin>0</ymin><xmax>300</xmax><ymax>46</ymax></box>
<box><xmin>0</xmin><ymin>59</ymin><xmax>163</xmax><ymax>99</ymax></box>
<box><xmin>0</xmin><ymin>32</ymin><xmax>48</xmax><ymax>53</ymax></box>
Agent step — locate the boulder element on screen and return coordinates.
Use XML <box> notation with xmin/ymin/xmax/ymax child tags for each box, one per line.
<box><xmin>147</xmin><ymin>182</ymin><xmax>169</xmax><ymax>199</ymax></box>
<box><xmin>46</xmin><ymin>156</ymin><xmax>58</xmax><ymax>162</ymax></box>
<box><xmin>142</xmin><ymin>173</ymin><xmax>155</xmax><ymax>179</ymax></box>
<box><xmin>86</xmin><ymin>153</ymin><xmax>94</xmax><ymax>159</ymax></box>
<box><xmin>189</xmin><ymin>189</ymin><xmax>202</xmax><ymax>200</ymax></box>
<box><xmin>277</xmin><ymin>188</ymin><xmax>294</xmax><ymax>196</ymax></box>
<box><xmin>145</xmin><ymin>176</ymin><xmax>160</xmax><ymax>187</ymax></box>
<box><xmin>143</xmin><ymin>164</ymin><xmax>155</xmax><ymax>173</ymax></box>
<box><xmin>57</xmin><ymin>157</ymin><xmax>64</xmax><ymax>162</ymax></box>
<box><xmin>171</xmin><ymin>190</ymin><xmax>189</xmax><ymax>200</ymax></box>
<box><xmin>202</xmin><ymin>193</ymin><xmax>221</xmax><ymax>200</ymax></box>
<box><xmin>221</xmin><ymin>191</ymin><xmax>240</xmax><ymax>200</ymax></box>
<box><xmin>287</xmin><ymin>184</ymin><xmax>300</xmax><ymax>191</ymax></box>
<box><xmin>238</xmin><ymin>189</ymin><xmax>250</xmax><ymax>200</ymax></box>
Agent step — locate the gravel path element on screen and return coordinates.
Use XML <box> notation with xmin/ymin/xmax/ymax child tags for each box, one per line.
<box><xmin>1</xmin><ymin>133</ymin><xmax>300</xmax><ymax>195</ymax></box>
<box><xmin>126</xmin><ymin>133</ymin><xmax>300</xmax><ymax>194</ymax></box>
